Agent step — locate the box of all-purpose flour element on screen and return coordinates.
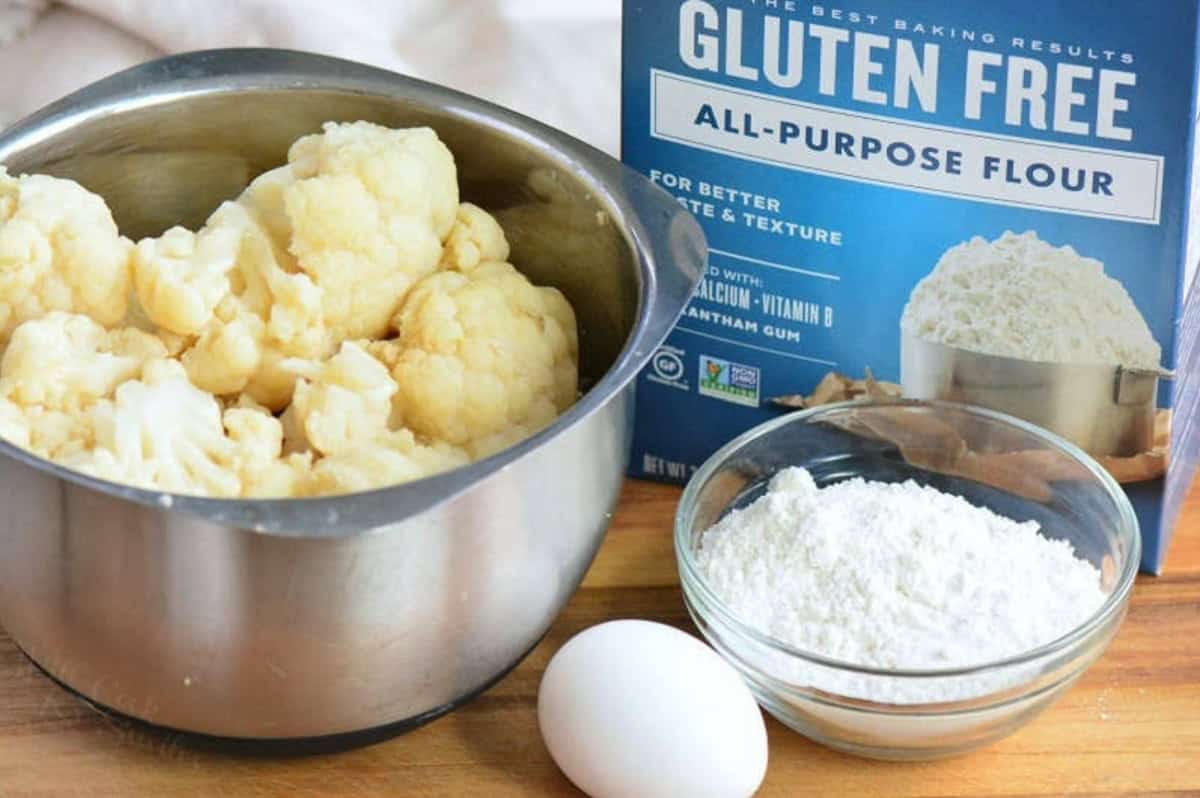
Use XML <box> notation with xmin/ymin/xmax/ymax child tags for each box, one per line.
<box><xmin>622</xmin><ymin>0</ymin><xmax>1200</xmax><ymax>572</ymax></box>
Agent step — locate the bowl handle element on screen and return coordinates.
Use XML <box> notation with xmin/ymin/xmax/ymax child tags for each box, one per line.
<box><xmin>612</xmin><ymin>162</ymin><xmax>708</xmax><ymax>361</ymax></box>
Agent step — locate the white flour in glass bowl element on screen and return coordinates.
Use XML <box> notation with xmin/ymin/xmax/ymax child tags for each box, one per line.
<box><xmin>694</xmin><ymin>466</ymin><xmax>1106</xmax><ymax>704</ymax></box>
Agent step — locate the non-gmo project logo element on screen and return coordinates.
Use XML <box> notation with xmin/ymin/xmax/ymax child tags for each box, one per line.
<box><xmin>698</xmin><ymin>354</ymin><xmax>760</xmax><ymax>407</ymax></box>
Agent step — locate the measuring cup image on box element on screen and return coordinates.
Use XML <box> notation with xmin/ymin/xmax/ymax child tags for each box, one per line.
<box><xmin>899</xmin><ymin>231</ymin><xmax>1173</xmax><ymax>459</ymax></box>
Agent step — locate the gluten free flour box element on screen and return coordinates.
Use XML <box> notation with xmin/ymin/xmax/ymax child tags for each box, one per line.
<box><xmin>621</xmin><ymin>0</ymin><xmax>1200</xmax><ymax>572</ymax></box>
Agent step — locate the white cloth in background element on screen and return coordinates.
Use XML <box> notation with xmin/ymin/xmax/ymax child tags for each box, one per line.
<box><xmin>0</xmin><ymin>0</ymin><xmax>45</xmax><ymax>44</ymax></box>
<box><xmin>0</xmin><ymin>0</ymin><xmax>621</xmax><ymax>154</ymax></box>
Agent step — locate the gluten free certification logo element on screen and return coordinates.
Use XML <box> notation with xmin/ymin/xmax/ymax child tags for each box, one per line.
<box><xmin>698</xmin><ymin>354</ymin><xmax>760</xmax><ymax>407</ymax></box>
<box><xmin>647</xmin><ymin>345</ymin><xmax>689</xmax><ymax>391</ymax></box>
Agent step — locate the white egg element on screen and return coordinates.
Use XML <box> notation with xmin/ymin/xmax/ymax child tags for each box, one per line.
<box><xmin>537</xmin><ymin>619</ymin><xmax>768</xmax><ymax>798</ymax></box>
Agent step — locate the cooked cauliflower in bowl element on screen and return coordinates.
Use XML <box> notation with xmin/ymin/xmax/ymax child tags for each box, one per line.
<box><xmin>0</xmin><ymin>121</ymin><xmax>580</xmax><ymax>498</ymax></box>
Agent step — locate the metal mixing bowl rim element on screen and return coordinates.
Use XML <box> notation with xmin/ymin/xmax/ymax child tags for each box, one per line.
<box><xmin>0</xmin><ymin>48</ymin><xmax>701</xmax><ymax>536</ymax></box>
<box><xmin>674</xmin><ymin>398</ymin><xmax>1141</xmax><ymax>682</ymax></box>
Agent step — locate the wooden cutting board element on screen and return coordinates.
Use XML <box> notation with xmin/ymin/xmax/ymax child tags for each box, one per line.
<box><xmin>0</xmin><ymin>478</ymin><xmax>1196</xmax><ymax>797</ymax></box>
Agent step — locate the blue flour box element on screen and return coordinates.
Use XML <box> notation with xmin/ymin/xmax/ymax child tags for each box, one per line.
<box><xmin>622</xmin><ymin>0</ymin><xmax>1200</xmax><ymax>572</ymax></box>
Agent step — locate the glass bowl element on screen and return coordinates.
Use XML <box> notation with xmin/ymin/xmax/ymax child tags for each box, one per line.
<box><xmin>675</xmin><ymin>400</ymin><xmax>1140</xmax><ymax>760</ymax></box>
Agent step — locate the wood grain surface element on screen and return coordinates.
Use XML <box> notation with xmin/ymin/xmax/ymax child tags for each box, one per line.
<box><xmin>0</xmin><ymin>478</ymin><xmax>1196</xmax><ymax>797</ymax></box>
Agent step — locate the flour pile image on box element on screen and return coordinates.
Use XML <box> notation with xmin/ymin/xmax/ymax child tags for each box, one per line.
<box><xmin>621</xmin><ymin>0</ymin><xmax>1200</xmax><ymax>572</ymax></box>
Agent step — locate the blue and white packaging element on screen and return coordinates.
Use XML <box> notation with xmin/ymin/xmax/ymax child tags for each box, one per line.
<box><xmin>622</xmin><ymin>0</ymin><xmax>1200</xmax><ymax>572</ymax></box>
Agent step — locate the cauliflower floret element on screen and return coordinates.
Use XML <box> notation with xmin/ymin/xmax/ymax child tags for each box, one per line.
<box><xmin>282</xmin><ymin>341</ymin><xmax>398</xmax><ymax>456</ymax></box>
<box><xmin>0</xmin><ymin>395</ymin><xmax>29</xmax><ymax>449</ymax></box>
<box><xmin>288</xmin><ymin>121</ymin><xmax>458</xmax><ymax>240</ymax></box>
<box><xmin>242</xmin><ymin>451</ymin><xmax>314</xmax><ymax>498</ymax></box>
<box><xmin>0</xmin><ymin>312</ymin><xmax>167</xmax><ymax>412</ymax></box>
<box><xmin>174</xmin><ymin>201</ymin><xmax>326</xmax><ymax>409</ymax></box>
<box><xmin>0</xmin><ymin>169</ymin><xmax>132</xmax><ymax>345</ymax></box>
<box><xmin>222</xmin><ymin>405</ymin><xmax>284</xmax><ymax>468</ymax></box>
<box><xmin>181</xmin><ymin>313</ymin><xmax>265</xmax><ymax>396</ymax></box>
<box><xmin>54</xmin><ymin>361</ymin><xmax>313</xmax><ymax>499</ymax></box>
<box><xmin>236</xmin><ymin>164</ymin><xmax>296</xmax><ymax>250</ymax></box>
<box><xmin>278</xmin><ymin>402</ymin><xmax>308</xmax><ymax>456</ymax></box>
<box><xmin>74</xmin><ymin>359</ymin><xmax>242</xmax><ymax>497</ymax></box>
<box><xmin>306</xmin><ymin>429</ymin><xmax>468</xmax><ymax>496</ymax></box>
<box><xmin>277</xmin><ymin>122</ymin><xmax>458</xmax><ymax>342</ymax></box>
<box><xmin>133</xmin><ymin>223</ymin><xmax>241</xmax><ymax>336</ymax></box>
<box><xmin>386</xmin><ymin>260</ymin><xmax>578</xmax><ymax>458</ymax></box>
<box><xmin>222</xmin><ymin>405</ymin><xmax>313</xmax><ymax>498</ymax></box>
<box><xmin>225</xmin><ymin>392</ymin><xmax>273</xmax><ymax>413</ymax></box>
<box><xmin>130</xmin><ymin>123</ymin><xmax>463</xmax><ymax>413</ymax></box>
<box><xmin>0</xmin><ymin>124</ymin><xmax>584</xmax><ymax>500</ymax></box>
<box><xmin>440</xmin><ymin>202</ymin><xmax>510</xmax><ymax>273</ymax></box>
<box><xmin>24</xmin><ymin>406</ymin><xmax>95</xmax><ymax>459</ymax></box>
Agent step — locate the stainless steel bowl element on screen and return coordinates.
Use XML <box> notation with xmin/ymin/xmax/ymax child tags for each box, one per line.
<box><xmin>0</xmin><ymin>49</ymin><xmax>705</xmax><ymax>740</ymax></box>
<box><xmin>901</xmin><ymin>331</ymin><xmax>1169</xmax><ymax>457</ymax></box>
